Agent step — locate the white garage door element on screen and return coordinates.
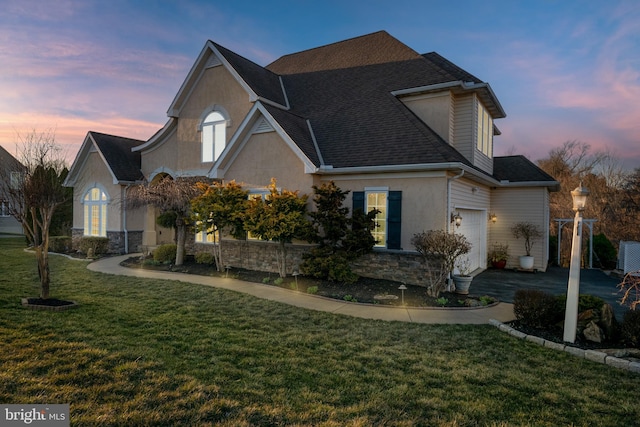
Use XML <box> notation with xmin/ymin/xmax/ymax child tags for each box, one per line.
<box><xmin>455</xmin><ymin>209</ymin><xmax>486</xmax><ymax>273</ymax></box>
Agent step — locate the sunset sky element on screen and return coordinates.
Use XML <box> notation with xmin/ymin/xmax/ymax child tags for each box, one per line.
<box><xmin>1</xmin><ymin>0</ymin><xmax>638</xmax><ymax>170</ymax></box>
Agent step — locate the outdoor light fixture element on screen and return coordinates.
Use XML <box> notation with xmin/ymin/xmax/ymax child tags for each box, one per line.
<box><xmin>450</xmin><ymin>212</ymin><xmax>462</xmax><ymax>228</ymax></box>
<box><xmin>398</xmin><ymin>284</ymin><xmax>407</xmax><ymax>305</ymax></box>
<box><xmin>489</xmin><ymin>213</ymin><xmax>497</xmax><ymax>223</ymax></box>
<box><xmin>563</xmin><ymin>182</ymin><xmax>590</xmax><ymax>343</ymax></box>
<box><xmin>571</xmin><ymin>182</ymin><xmax>590</xmax><ymax>212</ymax></box>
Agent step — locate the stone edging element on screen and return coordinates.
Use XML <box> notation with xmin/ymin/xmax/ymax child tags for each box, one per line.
<box><xmin>489</xmin><ymin>319</ymin><xmax>640</xmax><ymax>374</ymax></box>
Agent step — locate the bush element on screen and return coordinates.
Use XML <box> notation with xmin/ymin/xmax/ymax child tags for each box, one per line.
<box><xmin>555</xmin><ymin>294</ymin><xmax>606</xmax><ymax>313</ymax></box>
<box><xmin>49</xmin><ymin>236</ymin><xmax>72</xmax><ymax>253</ymax></box>
<box><xmin>591</xmin><ymin>233</ymin><xmax>617</xmax><ymax>269</ymax></box>
<box><xmin>194</xmin><ymin>251</ymin><xmax>215</xmax><ymax>265</ymax></box>
<box><xmin>79</xmin><ymin>237</ymin><xmax>109</xmax><ymax>255</ymax></box>
<box><xmin>301</xmin><ymin>247</ymin><xmax>359</xmax><ymax>284</ymax></box>
<box><xmin>153</xmin><ymin>244</ymin><xmax>177</xmax><ymax>264</ymax></box>
<box><xmin>513</xmin><ymin>289</ymin><xmax>563</xmax><ymax>329</ymax></box>
<box><xmin>620</xmin><ymin>310</ymin><xmax>640</xmax><ymax>348</ymax></box>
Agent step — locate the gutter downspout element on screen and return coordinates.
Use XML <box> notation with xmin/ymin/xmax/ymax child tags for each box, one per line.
<box><xmin>122</xmin><ymin>184</ymin><xmax>131</xmax><ymax>254</ymax></box>
<box><xmin>447</xmin><ymin>169</ymin><xmax>464</xmax><ymax>233</ymax></box>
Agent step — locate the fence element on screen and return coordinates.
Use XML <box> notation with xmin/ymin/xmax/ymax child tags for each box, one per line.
<box><xmin>618</xmin><ymin>241</ymin><xmax>640</xmax><ymax>274</ymax></box>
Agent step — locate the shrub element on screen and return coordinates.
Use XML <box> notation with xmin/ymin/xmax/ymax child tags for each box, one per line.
<box><xmin>620</xmin><ymin>310</ymin><xmax>640</xmax><ymax>348</ymax></box>
<box><xmin>513</xmin><ymin>289</ymin><xmax>562</xmax><ymax>329</ymax></box>
<box><xmin>153</xmin><ymin>244</ymin><xmax>177</xmax><ymax>264</ymax></box>
<box><xmin>301</xmin><ymin>247</ymin><xmax>359</xmax><ymax>285</ymax></box>
<box><xmin>194</xmin><ymin>251</ymin><xmax>215</xmax><ymax>265</ymax></box>
<box><xmin>79</xmin><ymin>237</ymin><xmax>109</xmax><ymax>255</ymax></box>
<box><xmin>306</xmin><ymin>286</ymin><xmax>318</xmax><ymax>295</ymax></box>
<box><xmin>591</xmin><ymin>233</ymin><xmax>617</xmax><ymax>269</ymax></box>
<box><xmin>555</xmin><ymin>294</ymin><xmax>606</xmax><ymax>313</ymax></box>
<box><xmin>49</xmin><ymin>236</ymin><xmax>72</xmax><ymax>253</ymax></box>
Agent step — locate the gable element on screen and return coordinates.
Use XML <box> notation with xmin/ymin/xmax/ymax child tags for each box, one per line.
<box><xmin>65</xmin><ymin>132</ymin><xmax>143</xmax><ymax>187</ymax></box>
<box><xmin>168</xmin><ymin>41</ymin><xmax>286</xmax><ymax>118</ymax></box>
<box><xmin>210</xmin><ymin>103</ymin><xmax>319</xmax><ymax>179</ymax></box>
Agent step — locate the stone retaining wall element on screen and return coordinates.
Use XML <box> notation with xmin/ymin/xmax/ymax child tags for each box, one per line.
<box><xmin>71</xmin><ymin>229</ymin><xmax>143</xmax><ymax>255</ymax></box>
<box><xmin>193</xmin><ymin>240</ymin><xmax>431</xmax><ymax>286</ymax></box>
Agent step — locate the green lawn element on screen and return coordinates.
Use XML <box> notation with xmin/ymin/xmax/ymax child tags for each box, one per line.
<box><xmin>0</xmin><ymin>237</ymin><xmax>637</xmax><ymax>426</ymax></box>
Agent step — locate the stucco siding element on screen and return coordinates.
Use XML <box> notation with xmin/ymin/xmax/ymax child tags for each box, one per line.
<box><xmin>224</xmin><ymin>131</ymin><xmax>314</xmax><ymax>192</ymax></box>
<box><xmin>325</xmin><ymin>173</ymin><xmax>449</xmax><ymax>251</ymax></box>
<box><xmin>141</xmin><ymin>127</ymin><xmax>179</xmax><ymax>177</ymax></box>
<box><xmin>71</xmin><ymin>151</ymin><xmax>122</xmax><ymax>231</ymax></box>
<box><xmin>176</xmin><ymin>66</ymin><xmax>253</xmax><ymax>173</ymax></box>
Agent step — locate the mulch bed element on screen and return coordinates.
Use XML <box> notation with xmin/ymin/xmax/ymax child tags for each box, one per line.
<box><xmin>120</xmin><ymin>256</ymin><xmax>497</xmax><ymax>309</ymax></box>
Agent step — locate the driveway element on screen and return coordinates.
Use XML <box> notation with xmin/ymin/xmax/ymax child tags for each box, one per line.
<box><xmin>472</xmin><ymin>266</ymin><xmax>629</xmax><ymax>319</ymax></box>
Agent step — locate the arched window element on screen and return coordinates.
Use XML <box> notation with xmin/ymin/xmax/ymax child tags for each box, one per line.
<box><xmin>201</xmin><ymin>111</ymin><xmax>226</xmax><ymax>163</ymax></box>
<box><xmin>83</xmin><ymin>187</ymin><xmax>108</xmax><ymax>237</ymax></box>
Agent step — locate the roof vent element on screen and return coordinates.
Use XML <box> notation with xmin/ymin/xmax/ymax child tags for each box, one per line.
<box><xmin>253</xmin><ymin>117</ymin><xmax>274</xmax><ymax>134</ymax></box>
<box><xmin>205</xmin><ymin>54</ymin><xmax>222</xmax><ymax>69</ymax></box>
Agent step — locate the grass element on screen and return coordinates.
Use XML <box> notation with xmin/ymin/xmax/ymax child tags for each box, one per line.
<box><xmin>0</xmin><ymin>237</ymin><xmax>638</xmax><ymax>426</ymax></box>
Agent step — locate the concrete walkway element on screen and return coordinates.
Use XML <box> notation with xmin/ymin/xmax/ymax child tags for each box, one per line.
<box><xmin>87</xmin><ymin>254</ymin><xmax>515</xmax><ymax>325</ymax></box>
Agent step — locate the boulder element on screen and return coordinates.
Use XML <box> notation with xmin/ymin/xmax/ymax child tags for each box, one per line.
<box><xmin>577</xmin><ymin>309</ymin><xmax>599</xmax><ymax>334</ymax></box>
<box><xmin>598</xmin><ymin>304</ymin><xmax>618</xmax><ymax>340</ymax></box>
<box><xmin>583</xmin><ymin>321</ymin><xmax>604</xmax><ymax>343</ymax></box>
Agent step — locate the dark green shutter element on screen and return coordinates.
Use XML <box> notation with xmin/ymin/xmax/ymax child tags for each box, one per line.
<box><xmin>387</xmin><ymin>191</ymin><xmax>402</xmax><ymax>250</ymax></box>
<box><xmin>352</xmin><ymin>191</ymin><xmax>365</xmax><ymax>214</ymax></box>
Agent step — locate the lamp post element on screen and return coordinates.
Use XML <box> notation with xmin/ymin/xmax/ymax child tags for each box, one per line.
<box><xmin>563</xmin><ymin>182</ymin><xmax>589</xmax><ymax>343</ymax></box>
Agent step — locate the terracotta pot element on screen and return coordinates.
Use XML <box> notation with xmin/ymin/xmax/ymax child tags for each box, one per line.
<box><xmin>491</xmin><ymin>260</ymin><xmax>507</xmax><ymax>269</ymax></box>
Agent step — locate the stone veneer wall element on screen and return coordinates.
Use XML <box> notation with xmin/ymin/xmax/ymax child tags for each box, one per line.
<box><xmin>193</xmin><ymin>240</ymin><xmax>313</xmax><ymax>276</ymax></box>
<box><xmin>192</xmin><ymin>239</ymin><xmax>430</xmax><ymax>287</ymax></box>
<box><xmin>350</xmin><ymin>251</ymin><xmax>430</xmax><ymax>287</ymax></box>
<box><xmin>71</xmin><ymin>228</ymin><xmax>143</xmax><ymax>255</ymax></box>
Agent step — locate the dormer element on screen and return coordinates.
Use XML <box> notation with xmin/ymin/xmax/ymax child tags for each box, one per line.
<box><xmin>393</xmin><ymin>81</ymin><xmax>505</xmax><ymax>175</ymax></box>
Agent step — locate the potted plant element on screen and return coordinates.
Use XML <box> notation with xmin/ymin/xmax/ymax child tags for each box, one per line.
<box><xmin>453</xmin><ymin>258</ymin><xmax>473</xmax><ymax>294</ymax></box>
<box><xmin>510</xmin><ymin>222</ymin><xmax>542</xmax><ymax>270</ymax></box>
<box><xmin>488</xmin><ymin>243</ymin><xmax>509</xmax><ymax>269</ymax></box>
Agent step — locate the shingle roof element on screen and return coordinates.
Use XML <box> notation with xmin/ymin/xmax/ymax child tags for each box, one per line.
<box><xmin>90</xmin><ymin>132</ymin><xmax>144</xmax><ymax>182</ymax></box>
<box><xmin>212</xmin><ymin>42</ymin><xmax>287</xmax><ymax>107</ymax></box>
<box><xmin>493</xmin><ymin>155</ymin><xmax>557</xmax><ymax>183</ymax></box>
<box><xmin>0</xmin><ymin>144</ymin><xmax>23</xmax><ymax>172</ymax></box>
<box><xmin>211</xmin><ymin>31</ymin><xmax>515</xmax><ymax>173</ymax></box>
<box><xmin>266</xmin><ymin>31</ymin><xmax>422</xmax><ymax>75</ymax></box>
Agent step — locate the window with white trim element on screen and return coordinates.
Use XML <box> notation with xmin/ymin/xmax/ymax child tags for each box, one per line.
<box><xmin>195</xmin><ymin>226</ymin><xmax>219</xmax><ymax>244</ymax></box>
<box><xmin>247</xmin><ymin>190</ymin><xmax>270</xmax><ymax>240</ymax></box>
<box><xmin>366</xmin><ymin>190</ymin><xmax>388</xmax><ymax>248</ymax></box>
<box><xmin>201</xmin><ymin>111</ymin><xmax>226</xmax><ymax>163</ymax></box>
<box><xmin>194</xmin><ymin>213</ymin><xmax>219</xmax><ymax>244</ymax></box>
<box><xmin>476</xmin><ymin>101</ymin><xmax>493</xmax><ymax>158</ymax></box>
<box><xmin>83</xmin><ymin>187</ymin><xmax>107</xmax><ymax>237</ymax></box>
<box><xmin>0</xmin><ymin>201</ymin><xmax>10</xmax><ymax>217</ymax></box>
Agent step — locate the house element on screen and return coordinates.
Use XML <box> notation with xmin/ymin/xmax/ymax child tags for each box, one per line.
<box><xmin>64</xmin><ymin>31</ymin><xmax>558</xmax><ymax>279</ymax></box>
<box><xmin>0</xmin><ymin>145</ymin><xmax>25</xmax><ymax>235</ymax></box>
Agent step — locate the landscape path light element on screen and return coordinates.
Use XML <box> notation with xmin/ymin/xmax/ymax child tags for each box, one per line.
<box><xmin>563</xmin><ymin>182</ymin><xmax>590</xmax><ymax>343</ymax></box>
<box><xmin>398</xmin><ymin>284</ymin><xmax>407</xmax><ymax>305</ymax></box>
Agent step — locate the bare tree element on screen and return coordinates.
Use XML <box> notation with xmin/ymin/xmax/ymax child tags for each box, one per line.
<box><xmin>0</xmin><ymin>129</ymin><xmax>68</xmax><ymax>299</ymax></box>
<box><xmin>127</xmin><ymin>176</ymin><xmax>205</xmax><ymax>266</ymax></box>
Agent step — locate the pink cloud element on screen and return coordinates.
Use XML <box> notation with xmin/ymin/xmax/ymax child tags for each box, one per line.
<box><xmin>0</xmin><ymin>112</ymin><xmax>163</xmax><ymax>165</ymax></box>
